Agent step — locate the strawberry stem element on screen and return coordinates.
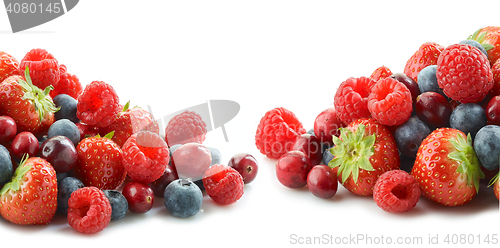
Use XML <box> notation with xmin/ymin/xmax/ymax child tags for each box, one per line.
<box><xmin>0</xmin><ymin>154</ymin><xmax>32</xmax><ymax>195</ymax></box>
<box><xmin>447</xmin><ymin>133</ymin><xmax>484</xmax><ymax>193</ymax></box>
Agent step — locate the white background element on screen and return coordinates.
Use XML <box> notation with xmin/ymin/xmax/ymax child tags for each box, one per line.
<box><xmin>0</xmin><ymin>1</ymin><xmax>498</xmax><ymax>247</ymax></box>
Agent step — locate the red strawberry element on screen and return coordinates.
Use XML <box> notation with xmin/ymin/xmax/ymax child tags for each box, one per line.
<box><xmin>403</xmin><ymin>42</ymin><xmax>444</xmax><ymax>83</ymax></box>
<box><xmin>490</xmin><ymin>172</ymin><xmax>499</xmax><ymax>201</ymax></box>
<box><xmin>0</xmin><ymin>51</ymin><xmax>20</xmax><ymax>83</ymax></box>
<box><xmin>411</xmin><ymin>128</ymin><xmax>484</xmax><ymax>207</ymax></box>
<box><xmin>0</xmin><ymin>67</ymin><xmax>58</xmax><ymax>135</ymax></box>
<box><xmin>468</xmin><ymin>26</ymin><xmax>500</xmax><ymax>65</ymax></box>
<box><xmin>490</xmin><ymin>59</ymin><xmax>500</xmax><ymax>95</ymax></box>
<box><xmin>0</xmin><ymin>156</ymin><xmax>57</xmax><ymax>225</ymax></box>
<box><xmin>101</xmin><ymin>102</ymin><xmax>159</xmax><ymax>147</ymax></box>
<box><xmin>328</xmin><ymin>118</ymin><xmax>400</xmax><ymax>196</ymax></box>
<box><xmin>19</xmin><ymin>48</ymin><xmax>60</xmax><ymax>91</ymax></box>
<box><xmin>74</xmin><ymin>132</ymin><xmax>126</xmax><ymax>190</ymax></box>
<box><xmin>369</xmin><ymin>65</ymin><xmax>392</xmax><ymax>82</ymax></box>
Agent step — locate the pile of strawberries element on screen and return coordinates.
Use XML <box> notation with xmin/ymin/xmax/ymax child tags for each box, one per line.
<box><xmin>256</xmin><ymin>26</ymin><xmax>500</xmax><ymax>213</ymax></box>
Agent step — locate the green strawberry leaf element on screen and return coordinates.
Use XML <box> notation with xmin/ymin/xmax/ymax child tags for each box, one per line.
<box><xmin>122</xmin><ymin>100</ymin><xmax>131</xmax><ymax>112</ymax></box>
<box><xmin>447</xmin><ymin>133</ymin><xmax>485</xmax><ymax>193</ymax></box>
<box><xmin>489</xmin><ymin>172</ymin><xmax>499</xmax><ymax>187</ymax></box>
<box><xmin>104</xmin><ymin>131</ymin><xmax>115</xmax><ymax>139</ymax></box>
<box><xmin>0</xmin><ymin>154</ymin><xmax>32</xmax><ymax>195</ymax></box>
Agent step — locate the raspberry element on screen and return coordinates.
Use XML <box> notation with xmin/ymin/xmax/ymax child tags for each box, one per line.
<box><xmin>373</xmin><ymin>170</ymin><xmax>420</xmax><ymax>214</ymax></box>
<box><xmin>437</xmin><ymin>44</ymin><xmax>493</xmax><ymax>103</ymax></box>
<box><xmin>77</xmin><ymin>81</ymin><xmax>121</xmax><ymax>128</ymax></box>
<box><xmin>67</xmin><ymin>187</ymin><xmax>112</xmax><ymax>234</ymax></box>
<box><xmin>0</xmin><ymin>51</ymin><xmax>20</xmax><ymax>83</ymax></box>
<box><xmin>334</xmin><ymin>77</ymin><xmax>377</xmax><ymax>125</ymax></box>
<box><xmin>369</xmin><ymin>65</ymin><xmax>392</xmax><ymax>82</ymax></box>
<box><xmin>368</xmin><ymin>77</ymin><xmax>412</xmax><ymax>126</ymax></box>
<box><xmin>50</xmin><ymin>65</ymin><xmax>83</xmax><ymax>99</ymax></box>
<box><xmin>19</xmin><ymin>48</ymin><xmax>60</xmax><ymax>90</ymax></box>
<box><xmin>255</xmin><ymin>107</ymin><xmax>306</xmax><ymax>159</ymax></box>
<box><xmin>165</xmin><ymin>111</ymin><xmax>207</xmax><ymax>147</ymax></box>
<box><xmin>202</xmin><ymin>164</ymin><xmax>244</xmax><ymax>205</ymax></box>
<box><xmin>122</xmin><ymin>131</ymin><xmax>170</xmax><ymax>184</ymax></box>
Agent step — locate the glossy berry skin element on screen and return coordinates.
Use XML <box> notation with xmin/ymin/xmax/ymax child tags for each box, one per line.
<box><xmin>207</xmin><ymin>146</ymin><xmax>221</xmax><ymax>166</ymax></box>
<box><xmin>275</xmin><ymin>151</ymin><xmax>313</xmax><ymax>189</ymax></box>
<box><xmin>417</xmin><ymin>65</ymin><xmax>445</xmax><ymax>96</ymax></box>
<box><xmin>389</xmin><ymin>72</ymin><xmax>421</xmax><ymax>105</ymax></box>
<box><xmin>469</xmin><ymin>26</ymin><xmax>500</xmax><ymax>65</ymax></box>
<box><xmin>47</xmin><ymin>119</ymin><xmax>80</xmax><ymax>146</ymax></box>
<box><xmin>411</xmin><ymin>128</ymin><xmax>484</xmax><ymax>206</ymax></box>
<box><xmin>491</xmin><ymin>59</ymin><xmax>500</xmax><ymax>95</ymax></box>
<box><xmin>369</xmin><ymin>65</ymin><xmax>392</xmax><ymax>82</ymax></box>
<box><xmin>449</xmin><ymin>103</ymin><xmax>487</xmax><ymax>139</ymax></box>
<box><xmin>368</xmin><ymin>77</ymin><xmax>412</xmax><ymax>126</ymax></box>
<box><xmin>459</xmin><ymin>40</ymin><xmax>488</xmax><ymax>56</ymax></box>
<box><xmin>313</xmin><ymin>107</ymin><xmax>345</xmax><ymax>146</ymax></box>
<box><xmin>19</xmin><ymin>48</ymin><xmax>60</xmax><ymax>91</ymax></box>
<box><xmin>485</xmin><ymin>95</ymin><xmax>500</xmax><ymax>125</ymax></box>
<box><xmin>0</xmin><ymin>116</ymin><xmax>17</xmax><ymax>143</ymax></box>
<box><xmin>322</xmin><ymin>146</ymin><xmax>334</xmax><ymax>166</ymax></box>
<box><xmin>493</xmin><ymin>174</ymin><xmax>499</xmax><ymax>200</ymax></box>
<box><xmin>52</xmin><ymin>94</ymin><xmax>79</xmax><ymax>123</ymax></box>
<box><xmin>373</xmin><ymin>170</ymin><xmax>420</xmax><ymax>214</ymax></box>
<box><xmin>75</xmin><ymin>122</ymin><xmax>100</xmax><ymax>140</ymax></box>
<box><xmin>67</xmin><ymin>186</ymin><xmax>112</xmax><ymax>234</ymax></box>
<box><xmin>122</xmin><ymin>182</ymin><xmax>154</xmax><ymax>214</ymax></box>
<box><xmin>202</xmin><ymin>164</ymin><xmax>244</xmax><ymax>205</ymax></box>
<box><xmin>437</xmin><ymin>44</ymin><xmax>493</xmax><ymax>103</ymax></box>
<box><xmin>77</xmin><ymin>81</ymin><xmax>121</xmax><ymax>128</ymax></box>
<box><xmin>0</xmin><ymin>145</ymin><xmax>13</xmax><ymax>185</ymax></box>
<box><xmin>0</xmin><ymin>51</ymin><xmax>20</xmax><ymax>83</ymax></box>
<box><xmin>307</xmin><ymin>165</ymin><xmax>338</xmax><ymax>199</ymax></box>
<box><xmin>415</xmin><ymin>92</ymin><xmax>452</xmax><ymax>129</ymax></box>
<box><xmin>473</xmin><ymin>125</ymin><xmax>500</xmax><ymax>171</ymax></box>
<box><xmin>404</xmin><ymin>42</ymin><xmax>444</xmax><ymax>83</ymax></box>
<box><xmin>171</xmin><ymin>142</ymin><xmax>211</xmax><ymax>180</ymax></box>
<box><xmin>40</xmin><ymin>136</ymin><xmax>78</xmax><ymax>174</ymax></box>
<box><xmin>103</xmin><ymin>190</ymin><xmax>128</xmax><ymax>221</ymax></box>
<box><xmin>228</xmin><ymin>153</ymin><xmax>259</xmax><ymax>184</ymax></box>
<box><xmin>11</xmin><ymin>131</ymin><xmax>39</xmax><ymax>158</ymax></box>
<box><xmin>148</xmin><ymin>164</ymin><xmax>179</xmax><ymax>198</ymax></box>
<box><xmin>292</xmin><ymin>134</ymin><xmax>323</xmax><ymax>166</ymax></box>
<box><xmin>164</xmin><ymin>179</ymin><xmax>203</xmax><ymax>218</ymax></box>
<box><xmin>334</xmin><ymin>77</ymin><xmax>377</xmax><ymax>125</ymax></box>
<box><xmin>57</xmin><ymin>177</ymin><xmax>84</xmax><ymax>215</ymax></box>
<box><xmin>394</xmin><ymin>116</ymin><xmax>431</xmax><ymax>158</ymax></box>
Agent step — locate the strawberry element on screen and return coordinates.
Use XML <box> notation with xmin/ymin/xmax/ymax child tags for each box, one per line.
<box><xmin>369</xmin><ymin>65</ymin><xmax>392</xmax><ymax>82</ymax></box>
<box><xmin>74</xmin><ymin>132</ymin><xmax>126</xmax><ymax>190</ymax></box>
<box><xmin>490</xmin><ymin>172</ymin><xmax>499</xmax><ymax>201</ymax></box>
<box><xmin>0</xmin><ymin>67</ymin><xmax>58</xmax><ymax>135</ymax></box>
<box><xmin>411</xmin><ymin>128</ymin><xmax>484</xmax><ymax>207</ymax></box>
<box><xmin>468</xmin><ymin>26</ymin><xmax>500</xmax><ymax>65</ymax></box>
<box><xmin>403</xmin><ymin>42</ymin><xmax>445</xmax><ymax>83</ymax></box>
<box><xmin>100</xmin><ymin>102</ymin><xmax>159</xmax><ymax>147</ymax></box>
<box><xmin>328</xmin><ymin>118</ymin><xmax>400</xmax><ymax>196</ymax></box>
<box><xmin>0</xmin><ymin>51</ymin><xmax>20</xmax><ymax>83</ymax></box>
<box><xmin>0</xmin><ymin>155</ymin><xmax>57</xmax><ymax>225</ymax></box>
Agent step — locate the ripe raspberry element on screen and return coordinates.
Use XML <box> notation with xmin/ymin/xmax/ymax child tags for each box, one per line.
<box><xmin>369</xmin><ymin>65</ymin><xmax>392</xmax><ymax>82</ymax></box>
<box><xmin>202</xmin><ymin>164</ymin><xmax>244</xmax><ymax>205</ymax></box>
<box><xmin>19</xmin><ymin>48</ymin><xmax>60</xmax><ymax>90</ymax></box>
<box><xmin>368</xmin><ymin>77</ymin><xmax>412</xmax><ymax>126</ymax></box>
<box><xmin>334</xmin><ymin>77</ymin><xmax>377</xmax><ymax>125</ymax></box>
<box><xmin>50</xmin><ymin>65</ymin><xmax>83</xmax><ymax>99</ymax></box>
<box><xmin>165</xmin><ymin>111</ymin><xmax>207</xmax><ymax>147</ymax></box>
<box><xmin>490</xmin><ymin>59</ymin><xmax>500</xmax><ymax>95</ymax></box>
<box><xmin>255</xmin><ymin>107</ymin><xmax>306</xmax><ymax>159</ymax></box>
<box><xmin>67</xmin><ymin>187</ymin><xmax>112</xmax><ymax>234</ymax></box>
<box><xmin>77</xmin><ymin>81</ymin><xmax>121</xmax><ymax>128</ymax></box>
<box><xmin>0</xmin><ymin>51</ymin><xmax>20</xmax><ymax>83</ymax></box>
<box><xmin>373</xmin><ymin>170</ymin><xmax>420</xmax><ymax>214</ymax></box>
<box><xmin>122</xmin><ymin>131</ymin><xmax>170</xmax><ymax>184</ymax></box>
<box><xmin>437</xmin><ymin>44</ymin><xmax>493</xmax><ymax>103</ymax></box>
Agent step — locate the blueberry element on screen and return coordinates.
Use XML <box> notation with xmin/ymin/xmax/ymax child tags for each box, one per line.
<box><xmin>57</xmin><ymin>177</ymin><xmax>84</xmax><ymax>215</ymax></box>
<box><xmin>104</xmin><ymin>190</ymin><xmax>128</xmax><ymax>221</ymax></box>
<box><xmin>459</xmin><ymin>40</ymin><xmax>488</xmax><ymax>56</ymax></box>
<box><xmin>473</xmin><ymin>125</ymin><xmax>500</xmax><ymax>171</ymax></box>
<box><xmin>322</xmin><ymin>146</ymin><xmax>334</xmax><ymax>165</ymax></box>
<box><xmin>207</xmin><ymin>146</ymin><xmax>221</xmax><ymax>166</ymax></box>
<box><xmin>0</xmin><ymin>144</ymin><xmax>13</xmax><ymax>185</ymax></box>
<box><xmin>449</xmin><ymin>103</ymin><xmax>487</xmax><ymax>139</ymax></box>
<box><xmin>53</xmin><ymin>94</ymin><xmax>79</xmax><ymax>123</ymax></box>
<box><xmin>394</xmin><ymin>116</ymin><xmax>431</xmax><ymax>157</ymax></box>
<box><xmin>47</xmin><ymin>119</ymin><xmax>80</xmax><ymax>146</ymax></box>
<box><xmin>417</xmin><ymin>65</ymin><xmax>448</xmax><ymax>99</ymax></box>
<box><xmin>168</xmin><ymin>144</ymin><xmax>181</xmax><ymax>165</ymax></box>
<box><xmin>164</xmin><ymin>179</ymin><xmax>203</xmax><ymax>218</ymax></box>
<box><xmin>306</xmin><ymin>128</ymin><xmax>315</xmax><ymax>136</ymax></box>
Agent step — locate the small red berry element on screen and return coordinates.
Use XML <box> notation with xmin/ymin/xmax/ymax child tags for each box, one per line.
<box><xmin>11</xmin><ymin>132</ymin><xmax>39</xmax><ymax>158</ymax></box>
<box><xmin>307</xmin><ymin>165</ymin><xmax>338</xmax><ymax>199</ymax></box>
<box><xmin>77</xmin><ymin>81</ymin><xmax>121</xmax><ymax>128</ymax></box>
<box><xmin>369</xmin><ymin>65</ymin><xmax>392</xmax><ymax>82</ymax></box>
<box><xmin>275</xmin><ymin>151</ymin><xmax>313</xmax><ymax>189</ymax></box>
<box><xmin>228</xmin><ymin>153</ymin><xmax>259</xmax><ymax>184</ymax></box>
<box><xmin>0</xmin><ymin>116</ymin><xmax>17</xmax><ymax>143</ymax></box>
<box><xmin>122</xmin><ymin>182</ymin><xmax>154</xmax><ymax>214</ymax></box>
<box><xmin>373</xmin><ymin>170</ymin><xmax>420</xmax><ymax>213</ymax></box>
<box><xmin>67</xmin><ymin>186</ymin><xmax>112</xmax><ymax>234</ymax></box>
<box><xmin>18</xmin><ymin>48</ymin><xmax>60</xmax><ymax>91</ymax></box>
<box><xmin>313</xmin><ymin>107</ymin><xmax>345</xmax><ymax>145</ymax></box>
<box><xmin>171</xmin><ymin>143</ymin><xmax>211</xmax><ymax>180</ymax></box>
<box><xmin>368</xmin><ymin>77</ymin><xmax>413</xmax><ymax>126</ymax></box>
<box><xmin>165</xmin><ymin>111</ymin><xmax>207</xmax><ymax>147</ymax></box>
<box><xmin>292</xmin><ymin>134</ymin><xmax>323</xmax><ymax>166</ymax></box>
<box><xmin>334</xmin><ymin>77</ymin><xmax>377</xmax><ymax>125</ymax></box>
<box><xmin>202</xmin><ymin>164</ymin><xmax>244</xmax><ymax>205</ymax></box>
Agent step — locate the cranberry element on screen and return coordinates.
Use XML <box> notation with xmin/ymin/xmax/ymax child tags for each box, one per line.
<box><xmin>39</xmin><ymin>136</ymin><xmax>78</xmax><ymax>173</ymax></box>
<box><xmin>148</xmin><ymin>164</ymin><xmax>179</xmax><ymax>197</ymax></box>
<box><xmin>11</xmin><ymin>131</ymin><xmax>39</xmax><ymax>158</ymax></box>
<box><xmin>313</xmin><ymin>108</ymin><xmax>345</xmax><ymax>146</ymax></box>
<box><xmin>171</xmin><ymin>143</ymin><xmax>211</xmax><ymax>180</ymax></box>
<box><xmin>307</xmin><ymin>165</ymin><xmax>338</xmax><ymax>199</ymax></box>
<box><xmin>415</xmin><ymin>92</ymin><xmax>452</xmax><ymax>128</ymax></box>
<box><xmin>228</xmin><ymin>153</ymin><xmax>258</xmax><ymax>184</ymax></box>
<box><xmin>275</xmin><ymin>151</ymin><xmax>313</xmax><ymax>189</ymax></box>
<box><xmin>0</xmin><ymin>116</ymin><xmax>17</xmax><ymax>143</ymax></box>
<box><xmin>486</xmin><ymin>95</ymin><xmax>500</xmax><ymax>125</ymax></box>
<box><xmin>122</xmin><ymin>181</ymin><xmax>154</xmax><ymax>214</ymax></box>
<box><xmin>292</xmin><ymin>134</ymin><xmax>323</xmax><ymax>166</ymax></box>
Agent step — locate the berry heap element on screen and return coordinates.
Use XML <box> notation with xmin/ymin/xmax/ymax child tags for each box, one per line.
<box><xmin>256</xmin><ymin>26</ymin><xmax>500</xmax><ymax>213</ymax></box>
<box><xmin>0</xmin><ymin>48</ymin><xmax>257</xmax><ymax>234</ymax></box>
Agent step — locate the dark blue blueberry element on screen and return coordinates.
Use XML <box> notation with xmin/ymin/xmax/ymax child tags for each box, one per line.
<box><xmin>56</xmin><ymin>172</ymin><xmax>68</xmax><ymax>183</ymax></box>
<box><xmin>207</xmin><ymin>146</ymin><xmax>221</xmax><ymax>166</ymax></box>
<box><xmin>322</xmin><ymin>146</ymin><xmax>334</xmax><ymax>165</ymax></box>
<box><xmin>449</xmin><ymin>103</ymin><xmax>487</xmax><ymax>139</ymax></box>
<box><xmin>53</xmin><ymin>94</ymin><xmax>79</xmax><ymax>123</ymax></box>
<box><xmin>57</xmin><ymin>177</ymin><xmax>84</xmax><ymax>215</ymax></box>
<box><xmin>459</xmin><ymin>40</ymin><xmax>488</xmax><ymax>56</ymax></box>
<box><xmin>417</xmin><ymin>65</ymin><xmax>448</xmax><ymax>99</ymax></box>
<box><xmin>473</xmin><ymin>125</ymin><xmax>500</xmax><ymax>171</ymax></box>
<box><xmin>47</xmin><ymin>119</ymin><xmax>80</xmax><ymax>146</ymax></box>
<box><xmin>168</xmin><ymin>144</ymin><xmax>181</xmax><ymax>165</ymax></box>
<box><xmin>104</xmin><ymin>190</ymin><xmax>128</xmax><ymax>221</ymax></box>
<box><xmin>394</xmin><ymin>116</ymin><xmax>431</xmax><ymax>157</ymax></box>
<box><xmin>0</xmin><ymin>144</ymin><xmax>13</xmax><ymax>185</ymax></box>
<box><xmin>306</xmin><ymin>128</ymin><xmax>315</xmax><ymax>136</ymax></box>
<box><xmin>164</xmin><ymin>179</ymin><xmax>203</xmax><ymax>218</ymax></box>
